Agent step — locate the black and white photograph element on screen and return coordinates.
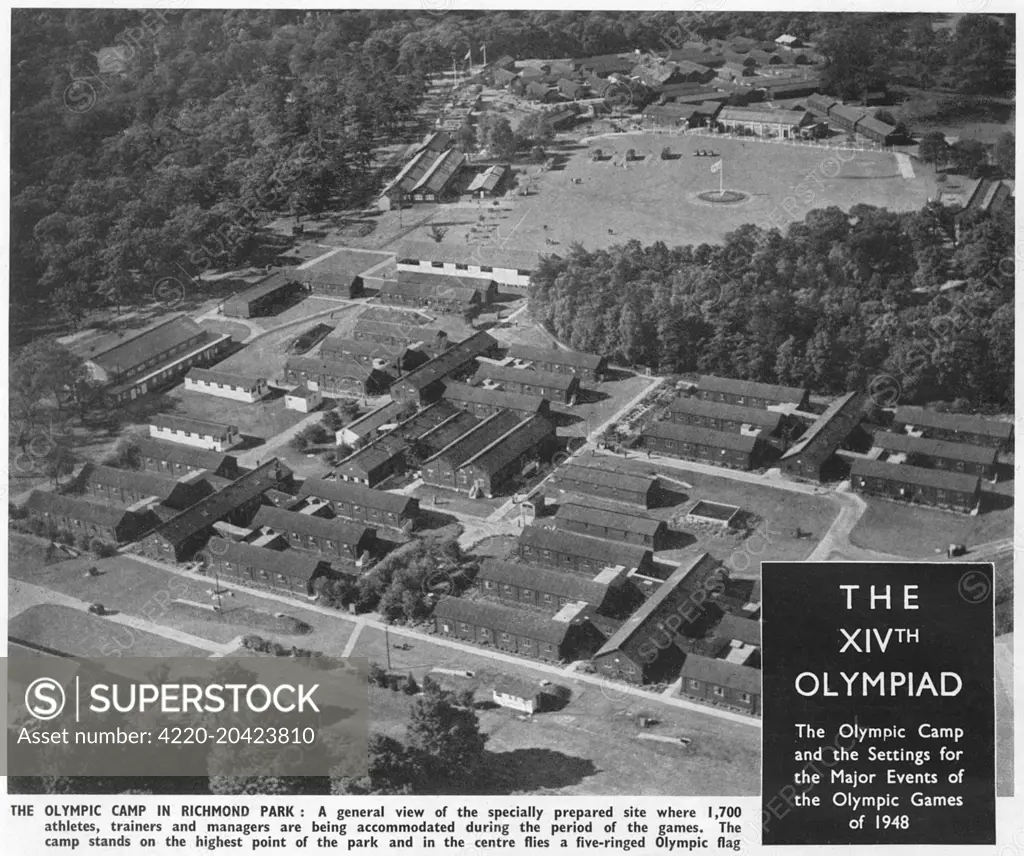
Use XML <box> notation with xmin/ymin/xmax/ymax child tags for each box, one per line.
<box><xmin>4</xmin><ymin>2</ymin><xmax>1017</xmax><ymax>850</ymax></box>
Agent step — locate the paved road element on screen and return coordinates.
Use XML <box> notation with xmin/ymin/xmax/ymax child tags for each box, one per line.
<box><xmin>10</xmin><ymin>578</ymin><xmax>239</xmax><ymax>656</ymax></box>
<box><xmin>126</xmin><ymin>553</ymin><xmax>760</xmax><ymax>728</ymax></box>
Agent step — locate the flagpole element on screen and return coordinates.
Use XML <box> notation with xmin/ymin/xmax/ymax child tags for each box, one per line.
<box><xmin>720</xmin><ymin>158</ymin><xmax>724</xmax><ymax>197</ymax></box>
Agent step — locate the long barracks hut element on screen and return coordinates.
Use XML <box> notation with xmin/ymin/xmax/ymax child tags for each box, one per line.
<box><xmin>476</xmin><ymin>559</ymin><xmax>626</xmax><ymax>614</ymax></box>
<box><xmin>695</xmin><ymin>375</ymin><xmax>808</xmax><ymax>410</ymax></box>
<box><xmin>140</xmin><ymin>459</ymin><xmax>291</xmax><ymax>561</ymax></box>
<box><xmin>643</xmin><ymin>422</ymin><xmax>764</xmax><ymax>470</ymax></box>
<box><xmin>421</xmin><ymin>410</ymin><xmax>523</xmax><ymax>491</ymax></box>
<box><xmin>678</xmin><ymin>654</ymin><xmax>761</xmax><ymax>715</ymax></box>
<box><xmin>517</xmin><ymin>524</ymin><xmax>655</xmax><ymax>577</ymax></box>
<box><xmin>297</xmin><ymin>477</ymin><xmax>420</xmax><ymax>533</ymax></box>
<box><xmin>149</xmin><ymin>414</ymin><xmax>240</xmax><ymax>452</ymax></box>
<box><xmin>396</xmin><ymin>240</ymin><xmax>538</xmax><ymax>290</ymax></box>
<box><xmin>893</xmin><ymin>406</ymin><xmax>1012</xmax><ymax>450</ymax></box>
<box><xmin>223</xmin><ymin>273</ymin><xmax>304</xmax><ymax>319</ymax></box>
<box><xmin>83</xmin><ymin>315</ymin><xmax>232</xmax><ymax>404</ymax></box>
<box><xmin>668</xmin><ymin>397</ymin><xmax>783</xmax><ymax>436</ymax></box>
<box><xmin>552</xmin><ymin>459</ymin><xmax>659</xmax><ymax>508</ymax></box>
<box><xmin>778</xmin><ymin>391</ymin><xmax>871</xmax><ymax>481</ymax></box>
<box><xmin>473</xmin><ymin>364</ymin><xmax>580</xmax><ymax>405</ymax></box>
<box><xmin>251</xmin><ymin>506</ymin><xmax>377</xmax><ymax>562</ymax></box>
<box><xmin>433</xmin><ymin>597</ymin><xmax>594</xmax><ymax>662</ymax></box>
<box><xmin>24</xmin><ymin>491</ymin><xmax>150</xmax><ymax>544</ymax></box>
<box><xmin>872</xmin><ymin>432</ymin><xmax>997</xmax><ymax>480</ymax></box>
<box><xmin>207</xmin><ymin>537</ymin><xmax>337</xmax><ymax>597</ymax></box>
<box><xmin>455</xmin><ymin>414</ymin><xmax>557</xmax><ymax>498</ymax></box>
<box><xmin>592</xmin><ymin>553</ymin><xmax>723</xmax><ymax>684</ymax></box>
<box><xmin>76</xmin><ymin>463</ymin><xmax>210</xmax><ymax>512</ymax></box>
<box><xmin>135</xmin><ymin>437</ymin><xmax>239</xmax><ymax>480</ymax></box>
<box><xmin>554</xmin><ymin>501</ymin><xmax>666</xmax><ymax>550</ymax></box>
<box><xmin>442</xmin><ymin>382</ymin><xmax>550</xmax><ymax>418</ymax></box>
<box><xmin>506</xmin><ymin>344</ymin><xmax>608</xmax><ymax>382</ymax></box>
<box><xmin>185</xmin><ymin>368</ymin><xmax>269</xmax><ymax>403</ymax></box>
<box><xmin>850</xmin><ymin>458</ymin><xmax>982</xmax><ymax>513</ymax></box>
<box><xmin>389</xmin><ymin>331</ymin><xmax>499</xmax><ymax>407</ymax></box>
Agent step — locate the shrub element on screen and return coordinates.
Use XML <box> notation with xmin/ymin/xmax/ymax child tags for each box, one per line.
<box><xmin>90</xmin><ymin>538</ymin><xmax>117</xmax><ymax>558</ymax></box>
<box><xmin>368</xmin><ymin>663</ymin><xmax>389</xmax><ymax>688</ymax></box>
<box><xmin>402</xmin><ymin>673</ymin><xmax>419</xmax><ymax>695</ymax></box>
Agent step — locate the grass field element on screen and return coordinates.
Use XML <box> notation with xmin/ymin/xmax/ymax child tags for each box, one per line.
<box><xmin>848</xmin><ymin>497</ymin><xmax>1013</xmax><ymax>557</ymax></box>
<box><xmin>9</xmin><ymin>603</ymin><xmax>210</xmax><ymax>658</ymax></box>
<box><xmin>9</xmin><ymin>554</ymin><xmax>358</xmax><ymax>654</ymax></box>
<box><xmin>410</xmin><ymin>132</ymin><xmax>936</xmax><ymax>254</ymax></box>
<box><xmin>352</xmin><ymin>626</ymin><xmax>760</xmax><ymax>795</ymax></box>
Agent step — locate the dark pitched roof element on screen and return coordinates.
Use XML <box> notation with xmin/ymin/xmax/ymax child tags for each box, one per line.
<box><xmin>669</xmin><ymin>397</ymin><xmax>782</xmax><ymax>430</ymax></box>
<box><xmin>596</xmin><ymin>554</ymin><xmax>720</xmax><ymax>657</ymax></box>
<box><xmin>425</xmin><ymin>410</ymin><xmax>523</xmax><ymax>466</ymax></box>
<box><xmin>286</xmin><ymin>355</ymin><xmax>393</xmax><ymax>388</ymax></box>
<box><xmin>856</xmin><ymin>115</ymin><xmax>897</xmax><ymax>138</ymax></box>
<box><xmin>151</xmin><ymin>413</ymin><xmax>237</xmax><ymax>437</ymax></box>
<box><xmin>644</xmin><ymin>422</ymin><xmax>759</xmax><ymax>453</ymax></box>
<box><xmin>493</xmin><ymin>677</ymin><xmax>543</xmax><ymax>699</ymax></box>
<box><xmin>226</xmin><ymin>272</ymin><xmax>298</xmax><ymax>306</ymax></box>
<box><xmin>320</xmin><ymin>336</ymin><xmax>399</xmax><ymax>359</ymax></box>
<box><xmin>86</xmin><ymin>315</ymin><xmax>205</xmax><ymax>372</ymax></box>
<box><xmin>150</xmin><ymin>459</ymin><xmax>289</xmax><ymax>546</ymax></box>
<box><xmin>462</xmin><ymin>414</ymin><xmax>554</xmax><ymax>475</ymax></box>
<box><xmin>507</xmin><ymin>344</ymin><xmax>604</xmax><ymax>371</ymax></box>
<box><xmin>680</xmin><ymin>653</ymin><xmax>761</xmax><ymax>695</ymax></box>
<box><xmin>389</xmin><ymin>400</ymin><xmax>463</xmax><ymax>442</ymax></box>
<box><xmin>519</xmin><ymin>524</ymin><xmax>651</xmax><ymax>570</ymax></box>
<box><xmin>555</xmin><ymin>460</ymin><xmax>658</xmax><ymax>495</ymax></box>
<box><xmin>24</xmin><ymin>491</ymin><xmax>139</xmax><ymax>528</ymax></box>
<box><xmin>780</xmin><ymin>391</ymin><xmax>869</xmax><ymax>460</ymax></box>
<box><xmin>187</xmin><ymin>367</ymin><xmax>265</xmax><ymax>389</ymax></box>
<box><xmin>894</xmin><ymin>407</ymin><xmax>1012</xmax><ymax>440</ymax></box>
<box><xmin>850</xmin><ymin>458</ymin><xmax>982</xmax><ymax>494</ymax></box>
<box><xmin>805</xmin><ymin>93</ymin><xmax>839</xmax><ymax>115</ymax></box>
<box><xmin>252</xmin><ymin>506</ymin><xmax>375</xmax><ymax>546</ymax></box>
<box><xmin>434</xmin><ymin>597</ymin><xmax>573</xmax><ymax>646</ymax></box>
<box><xmin>209</xmin><ymin>538</ymin><xmax>328</xmax><ymax>579</ymax></box>
<box><xmin>334</xmin><ymin>435</ymin><xmax>406</xmax><ymax>478</ymax></box>
<box><xmin>443</xmin><ymin>382</ymin><xmax>547</xmax><ymax>414</ymax></box>
<box><xmin>134</xmin><ymin>437</ymin><xmax>237</xmax><ymax>472</ymax></box>
<box><xmin>698</xmin><ymin>375</ymin><xmax>807</xmax><ymax>405</ymax></box>
<box><xmin>78</xmin><ymin>463</ymin><xmax>189</xmax><ymax>501</ymax></box>
<box><xmin>341</xmin><ymin>401</ymin><xmax>405</xmax><ymax>436</ymax></box>
<box><xmin>416</xmin><ymin>410</ymin><xmax>481</xmax><ymax>454</ymax></box>
<box><xmin>297</xmin><ymin>478</ymin><xmax>417</xmax><ymax>516</ymax></box>
<box><xmin>872</xmin><ymin>432</ymin><xmax>997</xmax><ymax>466</ymax></box>
<box><xmin>474</xmin><ymin>363</ymin><xmax>578</xmax><ymax>392</ymax></box>
<box><xmin>829</xmin><ymin>103</ymin><xmax>865</xmax><ymax>125</ymax></box>
<box><xmin>478</xmin><ymin>559</ymin><xmax>613</xmax><ymax>604</ymax></box>
<box><xmin>555</xmin><ymin>502</ymin><xmax>663</xmax><ymax>538</ymax></box>
<box><xmin>716</xmin><ymin>613</ymin><xmax>761</xmax><ymax>646</ymax></box>
<box><xmin>396</xmin><ymin>331</ymin><xmax>498</xmax><ymax>390</ymax></box>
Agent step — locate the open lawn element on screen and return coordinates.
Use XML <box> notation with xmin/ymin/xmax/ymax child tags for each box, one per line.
<box><xmin>352</xmin><ymin>626</ymin><xmax>760</xmax><ymax>795</ymax></box>
<box><xmin>848</xmin><ymin>498</ymin><xmax>1013</xmax><ymax>558</ymax></box>
<box><xmin>9</xmin><ymin>604</ymin><xmax>210</xmax><ymax>658</ymax></box>
<box><xmin>199</xmin><ymin>318</ymin><xmax>253</xmax><ymax>342</ymax></box>
<box><xmin>408</xmin><ymin>132</ymin><xmax>936</xmax><ymax>255</ymax></box>
<box><xmin>9</xmin><ymin>554</ymin><xmax>358</xmax><ymax>654</ymax></box>
<box><xmin>162</xmin><ymin>385</ymin><xmax>308</xmax><ymax>442</ymax></box>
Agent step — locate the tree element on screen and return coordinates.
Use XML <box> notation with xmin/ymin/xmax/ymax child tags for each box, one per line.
<box><xmin>917</xmin><ymin>131</ymin><xmax>948</xmax><ymax>167</ymax></box>
<box><xmin>948</xmin><ymin>139</ymin><xmax>988</xmax><ymax>179</ymax></box>
<box><xmin>331</xmin><ymin>734</ymin><xmax>419</xmax><ymax>795</ymax></box>
<box><xmin>994</xmin><ymin>132</ymin><xmax>1014</xmax><ymax>178</ymax></box>
<box><xmin>948</xmin><ymin>15</ymin><xmax>1012</xmax><ymax>95</ymax></box>
<box><xmin>43</xmin><ymin>441</ymin><xmax>77</xmax><ymax>489</ymax></box>
<box><xmin>455</xmin><ymin>123</ymin><xmax>477</xmax><ymax>151</ymax></box>
<box><xmin>515</xmin><ymin>112</ymin><xmax>554</xmax><ymax>145</ymax></box>
<box><xmin>405</xmin><ymin>689</ymin><xmax>487</xmax><ymax>789</ymax></box>
<box><xmin>428</xmin><ymin>224</ymin><xmax>448</xmax><ymax>243</ymax></box>
<box><xmin>484</xmin><ymin>116</ymin><xmax>517</xmax><ymax>160</ymax></box>
<box><xmin>818</xmin><ymin>18</ymin><xmax>888</xmax><ymax>101</ymax></box>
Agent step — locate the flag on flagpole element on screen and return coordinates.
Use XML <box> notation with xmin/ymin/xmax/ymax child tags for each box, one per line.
<box><xmin>710</xmin><ymin>160</ymin><xmax>722</xmax><ymax>173</ymax></box>
<box><xmin>464</xmin><ymin>49</ymin><xmax>472</xmax><ymax>63</ymax></box>
<box><xmin>480</xmin><ymin>44</ymin><xmax>486</xmax><ymax>52</ymax></box>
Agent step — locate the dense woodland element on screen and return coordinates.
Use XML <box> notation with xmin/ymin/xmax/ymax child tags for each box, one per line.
<box><xmin>529</xmin><ymin>201</ymin><xmax>1014</xmax><ymax>411</ymax></box>
<box><xmin>11</xmin><ymin>11</ymin><xmax>1013</xmax><ymax>334</ymax></box>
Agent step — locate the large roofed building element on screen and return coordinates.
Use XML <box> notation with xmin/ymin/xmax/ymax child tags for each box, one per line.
<box><xmin>779</xmin><ymin>391</ymin><xmax>872</xmax><ymax>481</ymax></box>
<box><xmin>82</xmin><ymin>315</ymin><xmax>232</xmax><ymax>404</ymax></box>
<box><xmin>396</xmin><ymin>240</ymin><xmax>538</xmax><ymax>289</ymax></box>
<box><xmin>696</xmin><ymin>375</ymin><xmax>809</xmax><ymax>409</ymax></box>
<box><xmin>850</xmin><ymin>458</ymin><xmax>982</xmax><ymax>513</ymax></box>
<box><xmin>893</xmin><ymin>406</ymin><xmax>1012</xmax><ymax>450</ymax></box>
<box><xmin>872</xmin><ymin>431</ymin><xmax>997</xmax><ymax>479</ymax></box>
<box><xmin>552</xmin><ymin>459</ymin><xmax>660</xmax><ymax>508</ymax></box>
<box><xmin>150</xmin><ymin>413</ymin><xmax>240</xmax><ymax>452</ymax></box>
<box><xmin>223</xmin><ymin>273</ymin><xmax>304</xmax><ymax>319</ymax></box>
<box><xmin>643</xmin><ymin>422</ymin><xmax>764</xmax><ymax>470</ymax></box>
<box><xmin>506</xmin><ymin>344</ymin><xmax>608</xmax><ymax>382</ymax></box>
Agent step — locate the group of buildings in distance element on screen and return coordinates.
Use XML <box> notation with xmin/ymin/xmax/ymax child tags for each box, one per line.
<box><xmin>641</xmin><ymin>376</ymin><xmax>1008</xmax><ymax>515</ymax></box>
